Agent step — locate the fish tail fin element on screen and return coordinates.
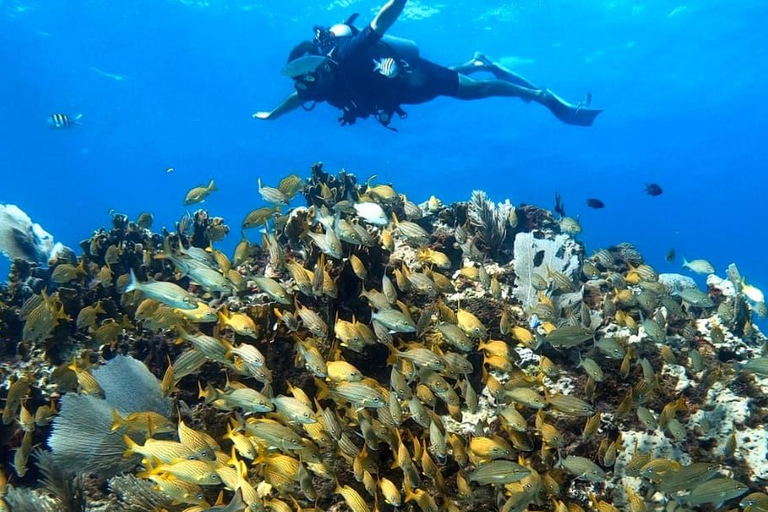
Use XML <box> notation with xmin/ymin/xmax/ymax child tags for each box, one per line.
<box><xmin>110</xmin><ymin>409</ymin><xmax>124</xmax><ymax>431</ymax></box>
<box><xmin>384</xmin><ymin>342</ymin><xmax>399</xmax><ymax>366</ymax></box>
<box><xmin>217</xmin><ymin>309</ymin><xmax>229</xmax><ymax>332</ymax></box>
<box><xmin>226</xmin><ymin>444</ymin><xmax>239</xmax><ymax>467</ymax></box>
<box><xmin>198</xmin><ymin>381</ymin><xmax>211</xmax><ymax>401</ymax></box>
<box><xmin>73</xmin><ymin>114</ymin><xmax>83</xmax><ymax>124</ymax></box>
<box><xmin>220</xmin><ymin>337</ymin><xmax>234</xmax><ymax>358</ymax></box>
<box><xmin>208</xmin><ymin>179</ymin><xmax>217</xmax><ymax>191</ymax></box>
<box><xmin>126</xmin><ymin>269</ymin><xmax>139</xmax><ymax>293</ymax></box>
<box><xmin>122</xmin><ymin>434</ymin><xmax>139</xmax><ymax>457</ymax></box>
<box><xmin>315</xmin><ymin>378</ymin><xmax>330</xmax><ymax>401</ymax></box>
<box><xmin>403</xmin><ymin>480</ymin><xmax>417</xmax><ymax>503</ymax></box>
<box><xmin>173</xmin><ymin>325</ymin><xmax>187</xmax><ymax>345</ymax></box>
<box><xmin>681</xmin><ymin>257</ymin><xmax>689</xmax><ymax>269</ymax></box>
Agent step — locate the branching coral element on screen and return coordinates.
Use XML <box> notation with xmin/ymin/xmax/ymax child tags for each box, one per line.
<box><xmin>467</xmin><ymin>190</ymin><xmax>515</xmax><ymax>253</ymax></box>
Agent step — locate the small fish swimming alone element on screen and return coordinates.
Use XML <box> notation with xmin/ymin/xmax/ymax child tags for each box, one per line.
<box><xmin>666</xmin><ymin>248</ymin><xmax>676</xmax><ymax>262</ymax></box>
<box><xmin>682</xmin><ymin>257</ymin><xmax>715</xmax><ymax>275</ymax></box>
<box><xmin>645</xmin><ymin>183</ymin><xmax>663</xmax><ymax>196</ymax></box>
<box><xmin>373</xmin><ymin>57</ymin><xmax>399</xmax><ymax>78</ymax></box>
<box><xmin>184</xmin><ymin>180</ymin><xmax>217</xmax><ymax>206</ymax></box>
<box><xmin>742</xmin><ymin>280</ymin><xmax>764</xmax><ymax>303</ymax></box>
<box><xmin>586</xmin><ymin>198</ymin><xmax>605</xmax><ymax>209</ymax></box>
<box><xmin>47</xmin><ymin>113</ymin><xmax>82</xmax><ymax>129</ymax></box>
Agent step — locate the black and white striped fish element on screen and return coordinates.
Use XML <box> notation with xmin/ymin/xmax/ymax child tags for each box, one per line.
<box><xmin>47</xmin><ymin>113</ymin><xmax>83</xmax><ymax>129</ymax></box>
<box><xmin>373</xmin><ymin>57</ymin><xmax>399</xmax><ymax>78</ymax></box>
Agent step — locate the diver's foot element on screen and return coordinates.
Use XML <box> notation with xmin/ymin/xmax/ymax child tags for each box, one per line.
<box><xmin>465</xmin><ymin>52</ymin><xmax>496</xmax><ymax>71</ymax></box>
<box><xmin>472</xmin><ymin>52</ymin><xmax>494</xmax><ymax>66</ymax></box>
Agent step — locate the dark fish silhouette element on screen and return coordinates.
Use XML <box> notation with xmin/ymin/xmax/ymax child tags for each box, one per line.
<box><xmin>666</xmin><ymin>248</ymin><xmax>676</xmax><ymax>262</ymax></box>
<box><xmin>645</xmin><ymin>183</ymin><xmax>663</xmax><ymax>196</ymax></box>
<box><xmin>554</xmin><ymin>192</ymin><xmax>566</xmax><ymax>218</ymax></box>
<box><xmin>586</xmin><ymin>198</ymin><xmax>605</xmax><ymax>209</ymax></box>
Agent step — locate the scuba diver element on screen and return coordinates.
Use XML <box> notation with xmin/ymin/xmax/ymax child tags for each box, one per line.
<box><xmin>252</xmin><ymin>0</ymin><xmax>602</xmax><ymax>130</ymax></box>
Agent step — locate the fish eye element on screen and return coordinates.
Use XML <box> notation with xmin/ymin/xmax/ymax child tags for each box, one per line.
<box><xmin>200</xmin><ymin>450</ymin><xmax>208</xmax><ymax>457</ymax></box>
<box><xmin>197</xmin><ymin>493</ymin><xmax>204</xmax><ymax>500</ymax></box>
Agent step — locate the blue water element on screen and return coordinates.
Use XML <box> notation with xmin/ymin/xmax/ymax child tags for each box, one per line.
<box><xmin>2</xmin><ymin>0</ymin><xmax>767</xmax><ymax>311</ymax></box>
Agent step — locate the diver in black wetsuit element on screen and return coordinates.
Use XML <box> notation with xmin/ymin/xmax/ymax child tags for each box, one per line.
<box><xmin>252</xmin><ymin>0</ymin><xmax>601</xmax><ymax>129</ymax></box>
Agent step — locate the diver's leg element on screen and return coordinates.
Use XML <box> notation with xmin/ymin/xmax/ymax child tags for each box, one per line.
<box><xmin>451</xmin><ymin>75</ymin><xmax>602</xmax><ymax>126</ymax></box>
<box><xmin>471</xmin><ymin>52</ymin><xmax>539</xmax><ymax>89</ymax></box>
<box><xmin>452</xmin><ymin>75</ymin><xmax>544</xmax><ymax>102</ymax></box>
<box><xmin>450</xmin><ymin>55</ymin><xmax>489</xmax><ymax>75</ymax></box>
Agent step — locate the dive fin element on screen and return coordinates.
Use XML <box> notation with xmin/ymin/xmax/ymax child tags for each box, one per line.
<box><xmin>543</xmin><ymin>90</ymin><xmax>602</xmax><ymax>127</ymax></box>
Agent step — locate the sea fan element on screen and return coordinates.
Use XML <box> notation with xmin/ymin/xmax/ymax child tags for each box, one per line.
<box><xmin>48</xmin><ymin>394</ymin><xmax>141</xmax><ymax>477</ymax></box>
<box><xmin>467</xmin><ymin>190</ymin><xmax>514</xmax><ymax>252</ymax></box>
<box><xmin>48</xmin><ymin>355</ymin><xmax>170</xmax><ymax>477</ymax></box>
<box><xmin>92</xmin><ymin>354</ymin><xmax>171</xmax><ymax>417</ymax></box>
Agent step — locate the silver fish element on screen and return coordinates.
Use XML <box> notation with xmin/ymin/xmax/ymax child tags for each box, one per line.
<box><xmin>395</xmin><ymin>219</ymin><xmax>429</xmax><ymax>245</ymax></box>
<box><xmin>546</xmin><ymin>394</ymin><xmax>594</xmax><ymax>416</ymax></box>
<box><xmin>436</xmin><ymin>322</ymin><xmax>473</xmax><ymax>352</ymax></box>
<box><xmin>271</xmin><ymin>395</ymin><xmax>317</xmax><ymax>424</ymax></box>
<box><xmin>685</xmin><ymin>478</ymin><xmax>748</xmax><ymax>507</ymax></box>
<box><xmin>125</xmin><ymin>269</ymin><xmax>198</xmax><ymax>310</ymax></box>
<box><xmin>544</xmin><ymin>325</ymin><xmax>594</xmax><ymax>348</ymax></box>
<box><xmin>324</xmin><ymin>382</ymin><xmax>385</xmax><ymax>409</ymax></box>
<box><xmin>560</xmin><ymin>456</ymin><xmax>606</xmax><ymax>482</ymax></box>
<box><xmin>676</xmin><ymin>288</ymin><xmax>714</xmax><ymax>307</ymax></box>
<box><xmin>657</xmin><ymin>462</ymin><xmax>719</xmax><ymax>493</ymax></box>
<box><xmin>682</xmin><ymin>258</ymin><xmax>715</xmax><ymax>275</ymax></box>
<box><xmin>469</xmin><ymin>460</ymin><xmax>531</xmax><ymax>485</ymax></box>
<box><xmin>257</xmin><ymin>178</ymin><xmax>289</xmax><ymax>205</ymax></box>
<box><xmin>371</xmin><ymin>309</ymin><xmax>416</xmax><ymax>333</ymax></box>
<box><xmin>253</xmin><ymin>276</ymin><xmax>292</xmax><ymax>305</ymax></box>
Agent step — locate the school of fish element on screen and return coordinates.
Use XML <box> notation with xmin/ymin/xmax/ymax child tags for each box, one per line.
<box><xmin>1</xmin><ymin>163</ymin><xmax>768</xmax><ymax>512</ymax></box>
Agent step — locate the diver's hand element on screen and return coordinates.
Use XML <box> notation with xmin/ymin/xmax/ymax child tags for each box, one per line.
<box><xmin>252</xmin><ymin>111</ymin><xmax>272</xmax><ymax>120</ymax></box>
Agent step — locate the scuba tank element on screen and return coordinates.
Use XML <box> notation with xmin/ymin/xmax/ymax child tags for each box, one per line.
<box><xmin>380</xmin><ymin>35</ymin><xmax>419</xmax><ymax>60</ymax></box>
<box><xmin>381</xmin><ymin>34</ymin><xmax>419</xmax><ymax>60</ymax></box>
<box><xmin>340</xmin><ymin>13</ymin><xmax>420</xmax><ymax>59</ymax></box>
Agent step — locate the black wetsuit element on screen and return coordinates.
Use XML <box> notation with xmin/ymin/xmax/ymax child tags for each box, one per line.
<box><xmin>297</xmin><ymin>26</ymin><xmax>460</xmax><ymax>125</ymax></box>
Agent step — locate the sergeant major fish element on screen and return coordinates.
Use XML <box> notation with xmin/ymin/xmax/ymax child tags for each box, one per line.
<box><xmin>47</xmin><ymin>113</ymin><xmax>82</xmax><ymax>128</ymax></box>
<box><xmin>373</xmin><ymin>57</ymin><xmax>399</xmax><ymax>78</ymax></box>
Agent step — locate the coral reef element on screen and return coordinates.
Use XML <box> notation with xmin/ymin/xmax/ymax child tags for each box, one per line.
<box><xmin>1</xmin><ymin>164</ymin><xmax>767</xmax><ymax>512</ymax></box>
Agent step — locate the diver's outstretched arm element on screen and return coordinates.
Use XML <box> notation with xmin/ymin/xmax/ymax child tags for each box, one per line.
<box><xmin>252</xmin><ymin>91</ymin><xmax>302</xmax><ymax>121</ymax></box>
<box><xmin>371</xmin><ymin>0</ymin><xmax>408</xmax><ymax>36</ymax></box>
